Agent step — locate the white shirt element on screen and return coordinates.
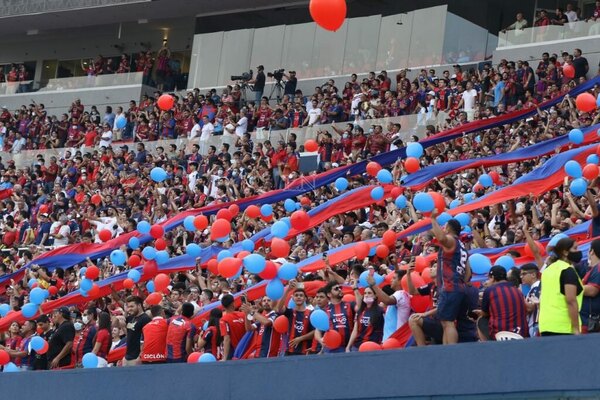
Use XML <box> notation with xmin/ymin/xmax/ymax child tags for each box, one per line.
<box><xmin>307</xmin><ymin>108</ymin><xmax>321</xmax><ymax>126</ymax></box>
<box><xmin>461</xmin><ymin>89</ymin><xmax>478</xmax><ymax>111</ymax></box>
<box><xmin>99</xmin><ymin>129</ymin><xmax>112</xmax><ymax>148</ymax></box>
<box><xmin>49</xmin><ymin>222</ymin><xmax>70</xmax><ymax>246</ymax></box>
<box><xmin>392</xmin><ymin>290</ymin><xmax>411</xmax><ymax>329</ymax></box>
<box><xmin>90</xmin><ymin>217</ymin><xmax>118</xmax><ymax>243</ymax></box>
<box><xmin>188</xmin><ymin>171</ymin><xmax>198</xmax><ymax>191</ymax></box>
<box><xmin>235</xmin><ymin>116</ymin><xmax>248</xmax><ymax>137</ymax></box>
<box><xmin>11</xmin><ymin>137</ymin><xmax>26</xmax><ymax>154</ymax></box>
<box><xmin>200</xmin><ymin>122</ymin><xmax>214</xmax><ymax>141</ymax></box>
<box><xmin>189</xmin><ymin>123</ymin><xmax>201</xmax><ymax>140</ymax></box>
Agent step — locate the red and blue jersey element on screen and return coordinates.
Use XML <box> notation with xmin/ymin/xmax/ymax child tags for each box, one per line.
<box><xmin>436</xmin><ymin>237</ymin><xmax>468</xmax><ymax>292</ymax></box>
<box><xmin>166</xmin><ymin>316</ymin><xmax>197</xmax><ymax>362</ymax></box>
<box><xmin>254</xmin><ymin>311</ymin><xmax>281</xmax><ymax>358</ymax></box>
<box><xmin>72</xmin><ymin>324</ymin><xmax>96</xmax><ymax>364</ymax></box>
<box><xmin>326</xmin><ymin>302</ymin><xmax>355</xmax><ymax>348</ymax></box>
<box><xmin>202</xmin><ymin>326</ymin><xmax>221</xmax><ymax>360</ymax></box>
<box><xmin>284</xmin><ymin>308</ymin><xmax>314</xmax><ymax>355</ymax></box>
<box><xmin>355</xmin><ymin>305</ymin><xmax>384</xmax><ymax>346</ymax></box>
<box><xmin>482</xmin><ymin>282</ymin><xmax>529</xmax><ymax>339</ymax></box>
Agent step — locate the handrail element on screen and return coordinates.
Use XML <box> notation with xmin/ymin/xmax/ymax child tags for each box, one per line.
<box><xmin>498</xmin><ymin>19</ymin><xmax>600</xmax><ymax>48</ymax></box>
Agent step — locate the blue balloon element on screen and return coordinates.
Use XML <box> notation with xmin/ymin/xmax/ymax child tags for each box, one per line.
<box><xmin>0</xmin><ymin>303</ymin><xmax>10</xmax><ymax>317</ymax></box>
<box><xmin>82</xmin><ymin>352</ymin><xmax>98</xmax><ymax>368</ymax></box>
<box><xmin>202</xmin><ymin>321</ymin><xmax>209</xmax><ymax>331</ymax></box>
<box><xmin>110</xmin><ymin>250</ymin><xmax>126</xmax><ymax>266</ymax></box>
<box><xmin>3</xmin><ymin>362</ymin><xmax>19</xmax><ymax>372</ymax></box>
<box><xmin>146</xmin><ymin>281</ymin><xmax>155</xmax><ymax>293</ymax></box>
<box><xmin>597</xmin><ymin>95</ymin><xmax>600</xmax><ymax>108</ymax></box>
<box><xmin>570</xmin><ymin>178</ymin><xmax>588</xmax><ymax>197</ymax></box>
<box><xmin>278</xmin><ymin>263</ymin><xmax>298</xmax><ymax>280</ymax></box>
<box><xmin>376</xmin><ymin>169</ymin><xmax>393</xmax><ymax>184</ymax></box>
<box><xmin>243</xmin><ymin>254</ymin><xmax>266</xmax><ymax>274</ymax></box>
<box><xmin>284</xmin><ymin>199</ymin><xmax>297</xmax><ymax>212</ymax></box>
<box><xmin>569</xmin><ymin>128</ymin><xmax>584</xmax><ymax>144</ymax></box>
<box><xmin>288</xmin><ymin>297</ymin><xmax>296</xmax><ymax>309</ymax></box>
<box><xmin>183</xmin><ymin>216</ymin><xmax>196</xmax><ymax>231</ymax></box>
<box><xmin>406</xmin><ymin>142</ymin><xmax>424</xmax><ymax>158</ymax></box>
<box><xmin>371</xmin><ymin>187</ymin><xmax>384</xmax><ymax>201</ymax></box>
<box><xmin>469</xmin><ymin>254</ymin><xmax>492</xmax><ymax>275</ymax></box>
<box><xmin>521</xmin><ymin>284</ymin><xmax>531</xmax><ymax>296</ymax></box>
<box><xmin>21</xmin><ymin>303</ymin><xmax>38</xmax><ymax>318</ymax></box>
<box><xmin>335</xmin><ymin>177</ymin><xmax>349</xmax><ymax>191</ymax></box>
<box><xmin>186</xmin><ymin>243</ymin><xmax>201</xmax><ymax>258</ymax></box>
<box><xmin>564</xmin><ymin>160</ymin><xmax>582</xmax><ymax>178</ymax></box>
<box><xmin>462</xmin><ymin>226</ymin><xmax>472</xmax><ymax>233</ymax></box>
<box><xmin>548</xmin><ymin>233</ymin><xmax>568</xmax><ymax>248</ymax></box>
<box><xmin>587</xmin><ymin>154</ymin><xmax>599</xmax><ymax>165</ymax></box>
<box><xmin>215</xmin><ymin>235</ymin><xmax>229</xmax><ymax>243</ymax></box>
<box><xmin>127</xmin><ymin>269</ymin><xmax>141</xmax><ymax>283</ymax></box>
<box><xmin>28</xmin><ymin>278</ymin><xmax>37</xmax><ymax>288</ymax></box>
<box><xmin>142</xmin><ymin>246</ymin><xmax>157</xmax><ymax>260</ymax></box>
<box><xmin>137</xmin><ymin>221</ymin><xmax>151</xmax><ymax>234</ymax></box>
<box><xmin>199</xmin><ymin>353</ymin><xmax>216</xmax><ymax>363</ymax></box>
<box><xmin>436</xmin><ymin>212</ymin><xmax>452</xmax><ymax>226</ymax></box>
<box><xmin>395</xmin><ymin>195</ymin><xmax>407</xmax><ymax>209</ymax></box>
<box><xmin>281</xmin><ymin>217</ymin><xmax>291</xmax><ymax>227</ymax></box>
<box><xmin>413</xmin><ymin>192</ymin><xmax>434</xmax><ymax>212</ymax></box>
<box><xmin>241</xmin><ymin>239</ymin><xmax>255</xmax><ymax>252</ymax></box>
<box><xmin>30</xmin><ymin>287</ymin><xmax>46</xmax><ymax>305</ymax></box>
<box><xmin>155</xmin><ymin>250</ymin><xmax>169</xmax><ymax>264</ymax></box>
<box><xmin>115</xmin><ymin>115</ymin><xmax>127</xmax><ymax>129</ymax></box>
<box><xmin>129</xmin><ymin>237</ymin><xmax>140</xmax><ymax>250</ymax></box>
<box><xmin>30</xmin><ymin>336</ymin><xmax>45</xmax><ymax>351</ymax></box>
<box><xmin>455</xmin><ymin>213</ymin><xmax>471</xmax><ymax>227</ymax></box>
<box><xmin>463</xmin><ymin>193</ymin><xmax>475</xmax><ymax>203</ymax></box>
<box><xmin>449</xmin><ymin>199</ymin><xmax>460</xmax><ymax>209</ymax></box>
<box><xmin>495</xmin><ymin>255</ymin><xmax>515</xmax><ymax>270</ymax></box>
<box><xmin>150</xmin><ymin>167</ymin><xmax>167</xmax><ymax>183</ymax></box>
<box><xmin>358</xmin><ymin>271</ymin><xmax>370</xmax><ymax>288</ymax></box>
<box><xmin>79</xmin><ymin>267</ymin><xmax>87</xmax><ymax>277</ymax></box>
<box><xmin>217</xmin><ymin>250</ymin><xmax>233</xmax><ymax>262</ymax></box>
<box><xmin>80</xmin><ymin>278</ymin><xmax>93</xmax><ymax>292</ymax></box>
<box><xmin>271</xmin><ymin>221</ymin><xmax>290</xmax><ymax>239</ymax></box>
<box><xmin>479</xmin><ymin>174</ymin><xmax>493</xmax><ymax>188</ymax></box>
<box><xmin>310</xmin><ymin>309</ymin><xmax>330</xmax><ymax>331</ymax></box>
<box><xmin>266</xmin><ymin>279</ymin><xmax>285</xmax><ymax>300</ymax></box>
<box><xmin>260</xmin><ymin>204</ymin><xmax>273</xmax><ymax>217</ymax></box>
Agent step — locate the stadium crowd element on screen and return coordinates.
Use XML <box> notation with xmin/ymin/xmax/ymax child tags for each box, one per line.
<box><xmin>0</xmin><ymin>45</ymin><xmax>599</xmax><ymax>371</ymax></box>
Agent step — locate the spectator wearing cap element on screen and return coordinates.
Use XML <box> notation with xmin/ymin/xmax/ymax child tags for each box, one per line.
<box><xmin>520</xmin><ymin>263</ymin><xmax>541</xmax><ymax>337</ymax></box>
<box><xmin>219</xmin><ymin>294</ymin><xmax>247</xmax><ymax>361</ymax></box>
<box><xmin>581</xmin><ymin>239</ymin><xmax>600</xmax><ymax>333</ymax></box>
<box><xmin>47</xmin><ymin>306</ymin><xmax>76</xmax><ymax>369</ymax></box>
<box><xmin>123</xmin><ymin>295</ymin><xmax>151</xmax><ymax>366</ymax></box>
<box><xmin>477</xmin><ymin>266</ymin><xmax>529</xmax><ymax>340</ymax></box>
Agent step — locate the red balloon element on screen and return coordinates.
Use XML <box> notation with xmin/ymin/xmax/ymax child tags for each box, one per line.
<box><xmin>410</xmin><ymin>295</ymin><xmax>432</xmax><ymax>313</ymax></box>
<box><xmin>401</xmin><ymin>272</ymin><xmax>425</xmax><ymax>292</ymax></box>
<box><xmin>39</xmin><ymin>204</ymin><xmax>49</xmax><ymax>214</ymax></box>
<box><xmin>228</xmin><ymin>204</ymin><xmax>240</xmax><ymax>216</ymax></box>
<box><xmin>85</xmin><ymin>265</ymin><xmax>99</xmax><ymax>280</ymax></box>
<box><xmin>309</xmin><ymin>0</ymin><xmax>347</xmax><ymax>31</ymax></box>
<box><xmin>414</xmin><ymin>256</ymin><xmax>430</xmax><ymax>273</ymax></box>
<box><xmin>563</xmin><ymin>64</ymin><xmax>575</xmax><ymax>79</ymax></box>
<box><xmin>489</xmin><ymin>171</ymin><xmax>501</xmax><ymax>185</ymax></box>
<box><xmin>150</xmin><ymin>225</ymin><xmax>164</xmax><ymax>239</ymax></box>
<box><xmin>355</xmin><ymin>242</ymin><xmax>370</xmax><ymax>260</ymax></box>
<box><xmin>323</xmin><ymin>330</ymin><xmax>342</xmax><ymax>349</ymax></box>
<box><xmin>129</xmin><ymin>255</ymin><xmax>141</xmax><ymax>267</ymax></box>
<box><xmin>88</xmin><ymin>284</ymin><xmax>100</xmax><ymax>298</ymax></box>
<box><xmin>216</xmin><ymin>208</ymin><xmax>233</xmax><ymax>222</ymax></box>
<box><xmin>473</xmin><ymin>183</ymin><xmax>484</xmax><ymax>193</ymax></box>
<box><xmin>145</xmin><ymin>292</ymin><xmax>163</xmax><ymax>305</ymax></box>
<box><xmin>155</xmin><ymin>238</ymin><xmax>167</xmax><ymax>251</ymax></box>
<box><xmin>381</xmin><ymin>338</ymin><xmax>402</xmax><ymax>350</ymax></box>
<box><xmin>123</xmin><ymin>278</ymin><xmax>135</xmax><ymax>289</ymax></box>
<box><xmin>382</xmin><ymin>230</ymin><xmax>396</xmax><ymax>247</ymax></box>
<box><xmin>207</xmin><ymin>259</ymin><xmax>219</xmax><ymax>275</ymax></box>
<box><xmin>405</xmin><ymin>157</ymin><xmax>420</xmax><ymax>173</ymax></box>
<box><xmin>91</xmin><ymin>194</ymin><xmax>102</xmax><ymax>206</ymax></box>
<box><xmin>48</xmin><ymin>286</ymin><xmax>58</xmax><ymax>296</ymax></box>
<box><xmin>273</xmin><ymin>315</ymin><xmax>289</xmax><ymax>334</ymax></box>
<box><xmin>421</xmin><ymin>267</ymin><xmax>433</xmax><ymax>284</ymax></box>
<box><xmin>576</xmin><ymin>93</ymin><xmax>597</xmax><ymax>113</ymax></box>
<box><xmin>304</xmin><ymin>139</ymin><xmax>319</xmax><ymax>152</ymax></box>
<box><xmin>429</xmin><ymin>191</ymin><xmax>446</xmax><ymax>213</ymax></box>
<box><xmin>271</xmin><ymin>238</ymin><xmax>290</xmax><ymax>258</ymax></box>
<box><xmin>154</xmin><ymin>273</ymin><xmax>170</xmax><ymax>292</ymax></box>
<box><xmin>259</xmin><ymin>261</ymin><xmax>278</xmax><ymax>280</ymax></box>
<box><xmin>187</xmin><ymin>352</ymin><xmax>201</xmax><ymax>363</ymax></box>
<box><xmin>596</xmin><ymin>144</ymin><xmax>600</xmax><ymax>156</ymax></box>
<box><xmin>98</xmin><ymin>229</ymin><xmax>112</xmax><ymax>242</ymax></box>
<box><xmin>290</xmin><ymin>210</ymin><xmax>310</xmax><ymax>231</ymax></box>
<box><xmin>210</xmin><ymin>219</ymin><xmax>231</xmax><ymax>240</ymax></box>
<box><xmin>583</xmin><ymin>163</ymin><xmax>600</xmax><ymax>180</ymax></box>
<box><xmin>366</xmin><ymin>161</ymin><xmax>382</xmax><ymax>176</ymax></box>
<box><xmin>143</xmin><ymin>260</ymin><xmax>158</xmax><ymax>278</ymax></box>
<box><xmin>524</xmin><ymin>240</ymin><xmax>546</xmax><ymax>258</ymax></box>
<box><xmin>390</xmin><ymin>186</ymin><xmax>403</xmax><ymax>198</ymax></box>
<box><xmin>194</xmin><ymin>215</ymin><xmax>209</xmax><ymax>230</ymax></box>
<box><xmin>246</xmin><ymin>205</ymin><xmax>261</xmax><ymax>218</ymax></box>
<box><xmin>359</xmin><ymin>341</ymin><xmax>382</xmax><ymax>352</ymax></box>
<box><xmin>218</xmin><ymin>257</ymin><xmax>242</xmax><ymax>278</ymax></box>
<box><xmin>157</xmin><ymin>94</ymin><xmax>175</xmax><ymax>111</ymax></box>
<box><xmin>261</xmin><ymin>214</ymin><xmax>273</xmax><ymax>223</ymax></box>
<box><xmin>376</xmin><ymin>245</ymin><xmax>389</xmax><ymax>258</ymax></box>
<box><xmin>0</xmin><ymin>349</ymin><xmax>10</xmax><ymax>365</ymax></box>
<box><xmin>236</xmin><ymin>250</ymin><xmax>251</xmax><ymax>259</ymax></box>
<box><xmin>300</xmin><ymin>197</ymin><xmax>311</xmax><ymax>206</ymax></box>
<box><xmin>37</xmin><ymin>339</ymin><xmax>49</xmax><ymax>355</ymax></box>
<box><xmin>342</xmin><ymin>294</ymin><xmax>356</xmax><ymax>303</ymax></box>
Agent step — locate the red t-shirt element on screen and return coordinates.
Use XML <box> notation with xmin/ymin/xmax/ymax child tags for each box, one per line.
<box><xmin>95</xmin><ymin>328</ymin><xmax>111</xmax><ymax>359</ymax></box>
<box><xmin>140</xmin><ymin>318</ymin><xmax>168</xmax><ymax>363</ymax></box>
<box><xmin>219</xmin><ymin>311</ymin><xmax>246</xmax><ymax>348</ymax></box>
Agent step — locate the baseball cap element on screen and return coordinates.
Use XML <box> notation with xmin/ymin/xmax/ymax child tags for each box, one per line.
<box><xmin>55</xmin><ymin>306</ymin><xmax>71</xmax><ymax>319</ymax></box>
<box><xmin>427</xmin><ymin>91</ymin><xmax>435</xmax><ymax>96</ymax></box>
<box><xmin>489</xmin><ymin>265</ymin><xmax>507</xmax><ymax>281</ymax></box>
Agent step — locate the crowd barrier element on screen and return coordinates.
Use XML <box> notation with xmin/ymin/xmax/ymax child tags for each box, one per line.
<box><xmin>498</xmin><ymin>19</ymin><xmax>600</xmax><ymax>48</ymax></box>
<box><xmin>1</xmin><ymin>335</ymin><xmax>599</xmax><ymax>400</ymax></box>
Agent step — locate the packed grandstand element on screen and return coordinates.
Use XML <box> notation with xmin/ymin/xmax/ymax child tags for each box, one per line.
<box><xmin>0</xmin><ymin>0</ymin><xmax>599</xmax><ymax>378</ymax></box>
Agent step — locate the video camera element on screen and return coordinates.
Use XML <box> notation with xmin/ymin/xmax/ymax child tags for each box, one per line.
<box><xmin>267</xmin><ymin>68</ymin><xmax>285</xmax><ymax>82</ymax></box>
<box><xmin>231</xmin><ymin>70</ymin><xmax>253</xmax><ymax>81</ymax></box>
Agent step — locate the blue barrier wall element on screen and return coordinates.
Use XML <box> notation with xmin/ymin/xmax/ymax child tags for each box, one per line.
<box><xmin>3</xmin><ymin>335</ymin><xmax>600</xmax><ymax>400</ymax></box>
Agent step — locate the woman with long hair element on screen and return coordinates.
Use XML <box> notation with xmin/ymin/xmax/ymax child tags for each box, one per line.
<box><xmin>92</xmin><ymin>312</ymin><xmax>112</xmax><ymax>367</ymax></box>
<box><xmin>198</xmin><ymin>308</ymin><xmax>223</xmax><ymax>360</ymax></box>
<box><xmin>582</xmin><ymin>239</ymin><xmax>600</xmax><ymax>333</ymax></box>
<box><xmin>345</xmin><ymin>286</ymin><xmax>384</xmax><ymax>351</ymax></box>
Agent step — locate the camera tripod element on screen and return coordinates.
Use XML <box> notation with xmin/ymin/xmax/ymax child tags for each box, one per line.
<box><xmin>268</xmin><ymin>79</ymin><xmax>285</xmax><ymax>104</ymax></box>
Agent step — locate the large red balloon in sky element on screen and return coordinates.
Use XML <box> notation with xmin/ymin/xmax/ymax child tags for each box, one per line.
<box><xmin>309</xmin><ymin>0</ymin><xmax>347</xmax><ymax>32</ymax></box>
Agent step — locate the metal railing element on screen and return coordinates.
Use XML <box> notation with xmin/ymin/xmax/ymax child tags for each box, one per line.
<box><xmin>498</xmin><ymin>19</ymin><xmax>600</xmax><ymax>48</ymax></box>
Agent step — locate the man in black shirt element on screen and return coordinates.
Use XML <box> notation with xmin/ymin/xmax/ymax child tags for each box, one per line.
<box><xmin>47</xmin><ymin>307</ymin><xmax>75</xmax><ymax>369</ymax></box>
<box><xmin>572</xmin><ymin>49</ymin><xmax>589</xmax><ymax>80</ymax></box>
<box><xmin>284</xmin><ymin>71</ymin><xmax>298</xmax><ymax>96</ymax></box>
<box><xmin>123</xmin><ymin>295</ymin><xmax>151</xmax><ymax>366</ymax></box>
<box><xmin>33</xmin><ymin>315</ymin><xmax>53</xmax><ymax>370</ymax></box>
<box><xmin>250</xmin><ymin>65</ymin><xmax>266</xmax><ymax>104</ymax></box>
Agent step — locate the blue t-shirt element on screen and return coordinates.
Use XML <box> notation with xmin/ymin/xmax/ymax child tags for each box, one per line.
<box><xmin>493</xmin><ymin>81</ymin><xmax>506</xmax><ymax>107</ymax></box>
<box><xmin>34</xmin><ymin>222</ymin><xmax>52</xmax><ymax>245</ymax></box>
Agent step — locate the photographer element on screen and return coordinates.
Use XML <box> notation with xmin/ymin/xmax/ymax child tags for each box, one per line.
<box><xmin>283</xmin><ymin>70</ymin><xmax>297</xmax><ymax>96</ymax></box>
<box><xmin>249</xmin><ymin>65</ymin><xmax>266</xmax><ymax>104</ymax></box>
